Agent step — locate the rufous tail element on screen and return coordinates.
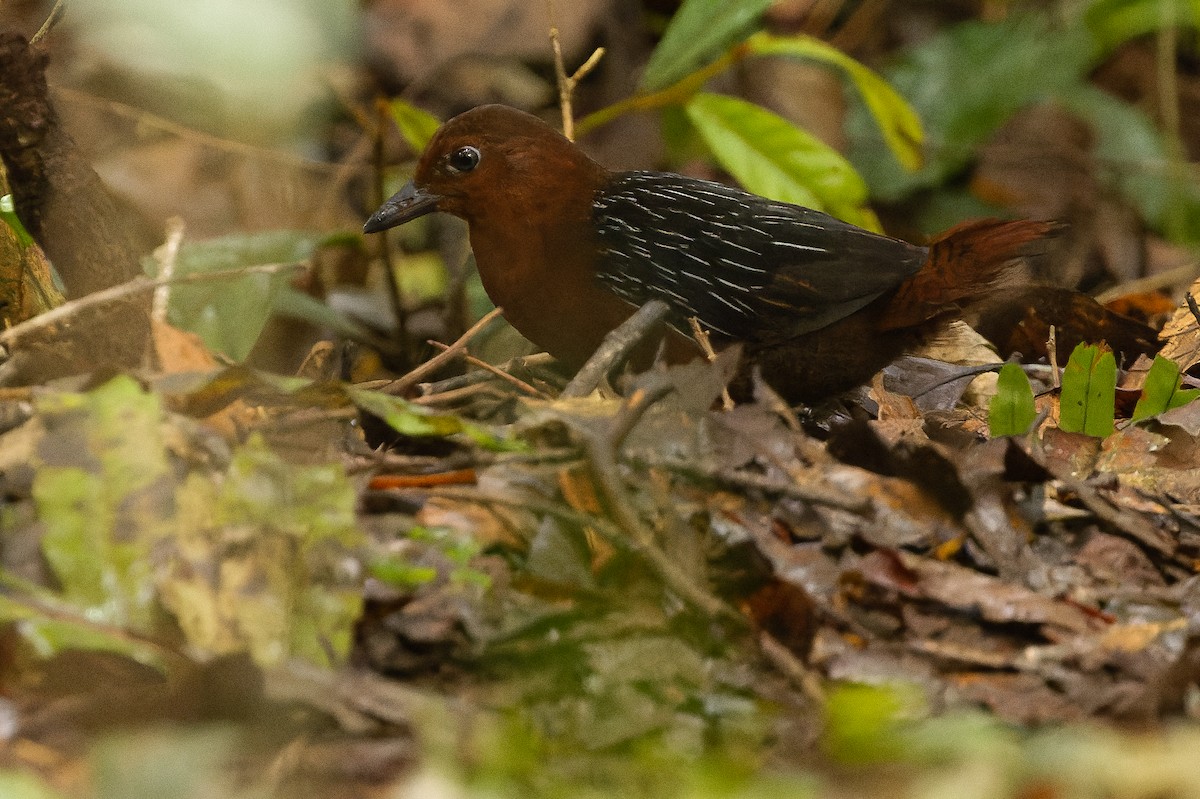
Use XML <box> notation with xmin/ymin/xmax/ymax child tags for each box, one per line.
<box><xmin>878</xmin><ymin>219</ymin><xmax>1058</xmax><ymax>330</ymax></box>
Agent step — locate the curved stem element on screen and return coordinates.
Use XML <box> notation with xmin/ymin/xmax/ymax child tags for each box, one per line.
<box><xmin>575</xmin><ymin>42</ymin><xmax>752</xmax><ymax>138</ymax></box>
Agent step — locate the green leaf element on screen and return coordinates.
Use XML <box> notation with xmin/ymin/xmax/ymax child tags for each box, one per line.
<box><xmin>388</xmin><ymin>99</ymin><xmax>442</xmax><ymax>153</ymax></box>
<box><xmin>32</xmin><ymin>376</ymin><xmax>170</xmax><ymax>629</ymax></box>
<box><xmin>746</xmin><ymin>32</ymin><xmax>924</xmax><ymax>172</ymax></box>
<box><xmin>1</xmin><ymin>192</ymin><xmax>34</xmax><ymax>248</ymax></box>
<box><xmin>1057</xmin><ymin>85</ymin><xmax>1175</xmax><ymax>229</ymax></box>
<box><xmin>989</xmin><ymin>362</ymin><xmax>1038</xmax><ymax>436</ymax></box>
<box><xmin>348</xmin><ymin>387</ymin><xmax>525</xmax><ymax>451</ymax></box>
<box><xmin>1059</xmin><ymin>343</ymin><xmax>1117</xmax><ymax>437</ymax></box>
<box><xmin>640</xmin><ymin>0</ymin><xmax>773</xmax><ymax>92</ymax></box>
<box><xmin>822</xmin><ymin>682</ymin><xmax>925</xmax><ymax>764</ymax></box>
<box><xmin>163</xmin><ymin>435</ymin><xmax>365</xmax><ymax>666</ymax></box>
<box><xmin>0</xmin><ymin>768</ymin><xmax>66</xmax><ymax>799</ymax></box>
<box><xmin>152</xmin><ymin>230</ymin><xmax>320</xmax><ymax>361</ymax></box>
<box><xmin>369</xmin><ymin>557</ymin><xmax>439</xmax><ymax>589</ymax></box>
<box><xmin>1085</xmin><ymin>0</ymin><xmax>1200</xmax><ymax>56</ymax></box>
<box><xmin>0</xmin><ymin>582</ymin><xmax>166</xmax><ymax>667</ymax></box>
<box><xmin>1133</xmin><ymin>355</ymin><xmax>1200</xmax><ymax>420</ymax></box>
<box><xmin>684</xmin><ymin>93</ymin><xmax>879</xmax><ymax>230</ymax></box>
<box><xmin>349</xmin><ymin>387</ymin><xmax>469</xmax><ymax>438</ymax></box>
<box><xmin>847</xmin><ymin>15</ymin><xmax>1095</xmax><ymax>203</ymax></box>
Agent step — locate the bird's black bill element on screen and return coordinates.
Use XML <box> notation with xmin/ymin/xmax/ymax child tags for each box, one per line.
<box><xmin>363</xmin><ymin>182</ymin><xmax>441</xmax><ymax>233</ymax></box>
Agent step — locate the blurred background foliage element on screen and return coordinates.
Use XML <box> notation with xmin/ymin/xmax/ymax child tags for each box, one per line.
<box><xmin>2</xmin><ymin>0</ymin><xmax>1200</xmax><ymax>797</ymax></box>
<box><xmin>2</xmin><ymin>0</ymin><xmax>1195</xmax><ymax>371</ymax></box>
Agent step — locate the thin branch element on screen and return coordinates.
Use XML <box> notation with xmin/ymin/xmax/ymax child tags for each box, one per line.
<box><xmin>609</xmin><ymin>383</ymin><xmax>673</xmax><ymax>450</ymax></box>
<box><xmin>426</xmin><ymin>340</ymin><xmax>548</xmax><ymax>398</ymax></box>
<box><xmin>623</xmin><ymin>451</ymin><xmax>868</xmax><ymax>512</ymax></box>
<box><xmin>759</xmin><ymin>632</ymin><xmax>826</xmax><ymax>703</ymax></box>
<box><xmin>151</xmin><ymin>217</ymin><xmax>186</xmax><ymax>325</ymax></box>
<box><xmin>418</xmin><ymin>352</ymin><xmax>559</xmax><ymax>396</ymax></box>
<box><xmin>688</xmin><ymin>316</ymin><xmax>734</xmax><ymax>410</ymax></box>
<box><xmin>580</xmin><ymin>425</ymin><xmax>746</xmax><ymax>625</ymax></box>
<box><xmin>545</xmin><ymin>0</ymin><xmax>605</xmax><ymax>141</ymax></box>
<box><xmin>30</xmin><ymin>0</ymin><xmax>66</xmax><ymax>45</ymax></box>
<box><xmin>561</xmin><ymin>300</ymin><xmax>670</xmax><ymax>398</ymax></box>
<box><xmin>379</xmin><ymin>307</ymin><xmax>505</xmax><ymax>396</ymax></box>
<box><xmin>374</xmin><ymin>99</ymin><xmax>410</xmax><ymax>352</ymax></box>
<box><xmin>575</xmin><ymin>42</ymin><xmax>751</xmax><ymax>137</ymax></box>
<box><xmin>1047</xmin><ymin>324</ymin><xmax>1060</xmax><ymax>389</ymax></box>
<box><xmin>0</xmin><ymin>262</ymin><xmax>305</xmax><ymax>347</ymax></box>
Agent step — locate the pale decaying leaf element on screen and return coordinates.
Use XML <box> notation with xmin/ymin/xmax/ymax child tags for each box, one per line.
<box><xmin>1157</xmin><ymin>276</ymin><xmax>1200</xmax><ymax>372</ymax></box>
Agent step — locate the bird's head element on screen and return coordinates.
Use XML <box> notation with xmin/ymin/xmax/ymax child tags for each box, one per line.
<box><xmin>363</xmin><ymin>105</ymin><xmax>608</xmax><ymax>233</ymax></box>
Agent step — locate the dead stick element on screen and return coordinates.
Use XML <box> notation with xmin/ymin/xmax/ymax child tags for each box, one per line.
<box><xmin>0</xmin><ymin>262</ymin><xmax>305</xmax><ymax>347</ymax></box>
<box><xmin>426</xmin><ymin>340</ymin><xmax>547</xmax><ymax>398</ymax></box>
<box><xmin>562</xmin><ymin>300</ymin><xmax>669</xmax><ymax>398</ymax></box>
<box><xmin>688</xmin><ymin>316</ymin><xmax>734</xmax><ymax>410</ymax></box>
<box><xmin>380</xmin><ymin>307</ymin><xmax>504</xmax><ymax>396</ymax></box>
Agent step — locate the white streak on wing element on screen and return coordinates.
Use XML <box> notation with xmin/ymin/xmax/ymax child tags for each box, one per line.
<box><xmin>717</xmin><ymin>257</ymin><xmax>767</xmax><ymax>275</ymax></box>
<box><xmin>714</xmin><ymin>275</ymin><xmax>755</xmax><ymax>293</ymax></box>
<box><xmin>772</xmin><ymin>240</ymin><xmax>828</xmax><ymax>253</ymax></box>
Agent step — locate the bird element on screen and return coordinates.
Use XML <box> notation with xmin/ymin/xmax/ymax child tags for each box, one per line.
<box><xmin>364</xmin><ymin>104</ymin><xmax>1056</xmax><ymax>403</ymax></box>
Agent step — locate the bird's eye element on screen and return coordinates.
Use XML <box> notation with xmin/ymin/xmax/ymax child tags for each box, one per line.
<box><xmin>447</xmin><ymin>146</ymin><xmax>481</xmax><ymax>174</ymax></box>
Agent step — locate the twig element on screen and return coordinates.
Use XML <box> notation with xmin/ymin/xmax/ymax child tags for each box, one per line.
<box><xmin>379</xmin><ymin>307</ymin><xmax>505</xmax><ymax>396</ymax></box>
<box><xmin>545</xmin><ymin>0</ymin><xmax>605</xmax><ymax>141</ymax></box>
<box><xmin>0</xmin><ymin>262</ymin><xmax>305</xmax><ymax>346</ymax></box>
<box><xmin>1093</xmin><ymin>260</ymin><xmax>1199</xmax><ymax>303</ymax></box>
<box><xmin>419</xmin><ymin>352</ymin><xmax>559</xmax><ymax>395</ymax></box>
<box><xmin>374</xmin><ymin>99</ymin><xmax>410</xmax><ymax>352</ymax></box>
<box><xmin>30</xmin><ymin>0</ymin><xmax>66</xmax><ymax>45</ymax></box>
<box><xmin>426</xmin><ymin>340</ymin><xmax>547</xmax><ymax>398</ymax></box>
<box><xmin>581</xmin><ymin>425</ymin><xmax>746</xmax><ymax>625</ymax></box>
<box><xmin>759</xmin><ymin>632</ymin><xmax>825</xmax><ymax>703</ymax></box>
<box><xmin>411</xmin><ymin>381</ymin><xmax>507</xmax><ymax>406</ymax></box>
<box><xmin>151</xmin><ymin>217</ymin><xmax>186</xmax><ymax>324</ymax></box>
<box><xmin>561</xmin><ymin>300</ymin><xmax>670</xmax><ymax>398</ymax></box>
<box><xmin>576</xmin><ymin>42</ymin><xmax>751</xmax><ymax>137</ymax></box>
<box><xmin>688</xmin><ymin>316</ymin><xmax>734</xmax><ymax>410</ymax></box>
<box><xmin>427</xmin><ymin>485</ymin><xmax>624</xmax><ymax>539</ymax></box>
<box><xmin>54</xmin><ymin>88</ymin><xmax>345</xmax><ymax>178</ymax></box>
<box><xmin>1187</xmin><ymin>292</ymin><xmax>1200</xmax><ymax>329</ymax></box>
<box><xmin>609</xmin><ymin>383</ymin><xmax>673</xmax><ymax>450</ymax></box>
<box><xmin>623</xmin><ymin>452</ymin><xmax>868</xmax><ymax>512</ymax></box>
<box><xmin>1156</xmin><ymin>1</ymin><xmax>1187</xmax><ymax>239</ymax></box>
<box><xmin>1047</xmin><ymin>324</ymin><xmax>1060</xmax><ymax>389</ymax></box>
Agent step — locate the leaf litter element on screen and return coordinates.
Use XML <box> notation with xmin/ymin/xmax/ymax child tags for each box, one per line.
<box><xmin>2</xmin><ymin>299</ymin><xmax>1200</xmax><ymax>797</ymax></box>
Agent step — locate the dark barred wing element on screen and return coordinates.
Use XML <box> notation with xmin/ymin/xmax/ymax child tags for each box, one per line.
<box><xmin>592</xmin><ymin>172</ymin><xmax>928</xmax><ymax>344</ymax></box>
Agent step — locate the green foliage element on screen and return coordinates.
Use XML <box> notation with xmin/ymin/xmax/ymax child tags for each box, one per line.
<box><xmin>164</xmin><ymin>435</ymin><xmax>364</xmax><ymax>666</ymax></box>
<box><xmin>14</xmin><ymin>376</ymin><xmax>366</xmax><ymax>667</ymax></box>
<box><xmin>639</xmin><ymin>0</ymin><xmax>773</xmax><ymax>92</ymax></box>
<box><xmin>0</xmin><ymin>770</ymin><xmax>64</xmax><ymax>799</ymax></box>
<box><xmin>1086</xmin><ymin>0</ymin><xmax>1200</xmax><ymax>56</ymax></box>
<box><xmin>388</xmin><ymin>97</ymin><xmax>442</xmax><ymax>152</ymax></box>
<box><xmin>745</xmin><ymin>32</ymin><xmax>924</xmax><ymax>171</ymax></box>
<box><xmin>1</xmin><ymin>192</ymin><xmax>34</xmax><ymax>248</ymax></box>
<box><xmin>92</xmin><ymin>728</ymin><xmax>238</xmax><ymax>799</ymax></box>
<box><xmin>1132</xmin><ymin>355</ymin><xmax>1200</xmax><ymax>420</ymax></box>
<box><xmin>31</xmin><ymin>376</ymin><xmax>170</xmax><ymax>630</ymax></box>
<box><xmin>368</xmin><ymin>557</ymin><xmax>440</xmax><ymax>589</ymax></box>
<box><xmin>1059</xmin><ymin>343</ymin><xmax>1117</xmax><ymax>437</ymax></box>
<box><xmin>848</xmin><ymin>8</ymin><xmax>1200</xmax><ymax>241</ymax></box>
<box><xmin>568</xmin><ymin>0</ymin><xmax>925</xmax><ymax>230</ymax></box>
<box><xmin>152</xmin><ymin>230</ymin><xmax>321</xmax><ymax>361</ymax></box>
<box><xmin>822</xmin><ymin>682</ymin><xmax>926</xmax><ymax>764</ymax></box>
<box><xmin>850</xmin><ymin>14</ymin><xmax>1095</xmax><ymax>202</ymax></box>
<box><xmin>685</xmin><ymin>93</ymin><xmax>880</xmax><ymax>230</ymax></box>
<box><xmin>348</xmin><ymin>387</ymin><xmax>525</xmax><ymax>451</ymax></box>
<box><xmin>989</xmin><ymin>362</ymin><xmax>1038</xmax><ymax>437</ymax></box>
<box><xmin>1057</xmin><ymin>85</ymin><xmax>1179</xmax><ymax>230</ymax></box>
